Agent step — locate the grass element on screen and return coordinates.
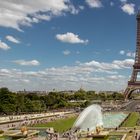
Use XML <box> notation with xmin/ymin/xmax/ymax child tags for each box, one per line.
<box><xmin>0</xmin><ymin>136</ymin><xmax>6</xmax><ymax>140</ymax></box>
<box><xmin>34</xmin><ymin>116</ymin><xmax>77</xmax><ymax>133</ymax></box>
<box><xmin>121</xmin><ymin>112</ymin><xmax>139</xmax><ymax>127</ymax></box>
<box><xmin>33</xmin><ymin>112</ymin><xmax>140</xmax><ymax>138</ymax></box>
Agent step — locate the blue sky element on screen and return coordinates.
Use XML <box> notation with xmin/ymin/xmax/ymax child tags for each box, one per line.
<box><xmin>0</xmin><ymin>0</ymin><xmax>139</xmax><ymax>91</ymax></box>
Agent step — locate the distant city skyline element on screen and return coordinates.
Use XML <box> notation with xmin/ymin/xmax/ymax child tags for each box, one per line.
<box><xmin>0</xmin><ymin>0</ymin><xmax>139</xmax><ymax>91</ymax></box>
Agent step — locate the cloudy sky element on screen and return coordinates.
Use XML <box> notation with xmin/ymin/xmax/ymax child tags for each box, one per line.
<box><xmin>0</xmin><ymin>0</ymin><xmax>139</xmax><ymax>91</ymax></box>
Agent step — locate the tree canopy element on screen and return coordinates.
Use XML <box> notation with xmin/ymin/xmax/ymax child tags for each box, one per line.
<box><xmin>0</xmin><ymin>87</ymin><xmax>124</xmax><ymax>115</ymax></box>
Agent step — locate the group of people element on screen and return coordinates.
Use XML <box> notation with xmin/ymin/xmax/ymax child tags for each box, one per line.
<box><xmin>135</xmin><ymin>132</ymin><xmax>140</xmax><ymax>140</ymax></box>
<box><xmin>47</xmin><ymin>132</ymin><xmax>59</xmax><ymax>140</ymax></box>
<box><xmin>2</xmin><ymin>113</ymin><xmax>78</xmax><ymax>140</ymax></box>
<box><xmin>63</xmin><ymin>129</ymin><xmax>78</xmax><ymax>140</ymax></box>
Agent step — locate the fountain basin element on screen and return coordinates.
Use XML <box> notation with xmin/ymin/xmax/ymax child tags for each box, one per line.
<box><xmin>73</xmin><ymin>104</ymin><xmax>128</xmax><ymax>131</ymax></box>
<box><xmin>103</xmin><ymin>112</ymin><xmax>128</xmax><ymax>128</ymax></box>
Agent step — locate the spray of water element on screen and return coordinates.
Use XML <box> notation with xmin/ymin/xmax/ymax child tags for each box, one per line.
<box><xmin>73</xmin><ymin>104</ymin><xmax>103</xmax><ymax>131</ymax></box>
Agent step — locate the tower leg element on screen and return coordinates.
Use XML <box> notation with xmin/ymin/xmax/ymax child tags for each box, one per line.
<box><xmin>124</xmin><ymin>87</ymin><xmax>133</xmax><ymax>99</ymax></box>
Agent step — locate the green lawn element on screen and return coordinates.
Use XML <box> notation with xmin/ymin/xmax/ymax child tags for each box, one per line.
<box><xmin>33</xmin><ymin>115</ymin><xmax>127</xmax><ymax>139</ymax></box>
<box><xmin>121</xmin><ymin>112</ymin><xmax>139</xmax><ymax>127</ymax></box>
<box><xmin>0</xmin><ymin>136</ymin><xmax>6</xmax><ymax>140</ymax></box>
<box><xmin>34</xmin><ymin>117</ymin><xmax>77</xmax><ymax>133</ymax></box>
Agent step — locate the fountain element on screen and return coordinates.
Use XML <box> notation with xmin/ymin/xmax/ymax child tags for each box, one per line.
<box><xmin>73</xmin><ymin>104</ymin><xmax>103</xmax><ymax>132</ymax></box>
<box><xmin>73</xmin><ymin>104</ymin><xmax>109</xmax><ymax>138</ymax></box>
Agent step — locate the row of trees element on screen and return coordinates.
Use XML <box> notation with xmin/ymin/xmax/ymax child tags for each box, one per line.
<box><xmin>0</xmin><ymin>88</ymin><xmax>124</xmax><ymax>115</ymax></box>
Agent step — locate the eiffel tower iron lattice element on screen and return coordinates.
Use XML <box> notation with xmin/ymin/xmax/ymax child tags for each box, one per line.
<box><xmin>124</xmin><ymin>11</ymin><xmax>140</xmax><ymax>99</ymax></box>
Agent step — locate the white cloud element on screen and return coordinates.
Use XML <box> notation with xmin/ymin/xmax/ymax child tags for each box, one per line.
<box><xmin>22</xmin><ymin>79</ymin><xmax>30</xmax><ymax>83</ymax></box>
<box><xmin>63</xmin><ymin>50</ymin><xmax>71</xmax><ymax>55</ymax></box>
<box><xmin>75</xmin><ymin>60</ymin><xmax>81</xmax><ymax>64</ymax></box>
<box><xmin>121</xmin><ymin>3</ymin><xmax>135</xmax><ymax>15</ymax></box>
<box><xmin>119</xmin><ymin>50</ymin><xmax>135</xmax><ymax>58</ymax></box>
<box><xmin>76</xmin><ymin>51</ymin><xmax>80</xmax><ymax>54</ymax></box>
<box><xmin>0</xmin><ymin>69</ymin><xmax>10</xmax><ymax>73</ymax></box>
<box><xmin>56</xmin><ymin>32</ymin><xmax>89</xmax><ymax>44</ymax></box>
<box><xmin>86</xmin><ymin>0</ymin><xmax>102</xmax><ymax>8</ymax></box>
<box><xmin>107</xmin><ymin>75</ymin><xmax>125</xmax><ymax>80</ymax></box>
<box><xmin>126</xmin><ymin>52</ymin><xmax>135</xmax><ymax>58</ymax></box>
<box><xmin>110</xmin><ymin>2</ymin><xmax>114</xmax><ymax>6</ymax></box>
<box><xmin>79</xmin><ymin>6</ymin><xmax>84</xmax><ymax>10</ymax></box>
<box><xmin>83</xmin><ymin>59</ymin><xmax>134</xmax><ymax>70</ymax></box>
<box><xmin>120</xmin><ymin>0</ymin><xmax>127</xmax><ymax>3</ymax></box>
<box><xmin>0</xmin><ymin>59</ymin><xmax>133</xmax><ymax>91</ymax></box>
<box><xmin>0</xmin><ymin>40</ymin><xmax>10</xmax><ymax>50</ymax></box>
<box><xmin>113</xmin><ymin>59</ymin><xmax>134</xmax><ymax>68</ymax></box>
<box><xmin>6</xmin><ymin>35</ymin><xmax>20</xmax><ymax>44</ymax></box>
<box><xmin>0</xmin><ymin>0</ymin><xmax>77</xmax><ymax>31</ymax></box>
<box><xmin>120</xmin><ymin>50</ymin><xmax>125</xmax><ymax>55</ymax></box>
<box><xmin>13</xmin><ymin>60</ymin><xmax>40</xmax><ymax>66</ymax></box>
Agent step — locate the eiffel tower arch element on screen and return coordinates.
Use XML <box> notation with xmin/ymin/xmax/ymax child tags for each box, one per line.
<box><xmin>124</xmin><ymin>11</ymin><xmax>140</xmax><ymax>99</ymax></box>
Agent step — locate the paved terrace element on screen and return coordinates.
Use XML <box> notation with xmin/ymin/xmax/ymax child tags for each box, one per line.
<box><xmin>0</xmin><ymin>111</ymin><xmax>73</xmax><ymax>124</ymax></box>
<box><xmin>0</xmin><ymin>111</ymin><xmax>74</xmax><ymax>130</ymax></box>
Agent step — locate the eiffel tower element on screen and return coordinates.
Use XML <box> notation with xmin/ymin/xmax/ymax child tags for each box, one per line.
<box><xmin>124</xmin><ymin>11</ymin><xmax>140</xmax><ymax>99</ymax></box>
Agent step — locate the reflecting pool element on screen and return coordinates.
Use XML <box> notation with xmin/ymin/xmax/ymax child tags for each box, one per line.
<box><xmin>103</xmin><ymin>112</ymin><xmax>128</xmax><ymax>128</ymax></box>
<box><xmin>73</xmin><ymin>104</ymin><xmax>128</xmax><ymax>131</ymax></box>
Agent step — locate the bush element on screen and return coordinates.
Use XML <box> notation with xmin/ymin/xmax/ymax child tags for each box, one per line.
<box><xmin>0</xmin><ymin>130</ymin><xmax>4</xmax><ymax>134</ymax></box>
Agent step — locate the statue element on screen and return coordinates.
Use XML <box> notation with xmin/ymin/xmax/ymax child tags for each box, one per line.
<box><xmin>20</xmin><ymin>126</ymin><xmax>28</xmax><ymax>136</ymax></box>
<box><xmin>95</xmin><ymin>125</ymin><xmax>103</xmax><ymax>134</ymax></box>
